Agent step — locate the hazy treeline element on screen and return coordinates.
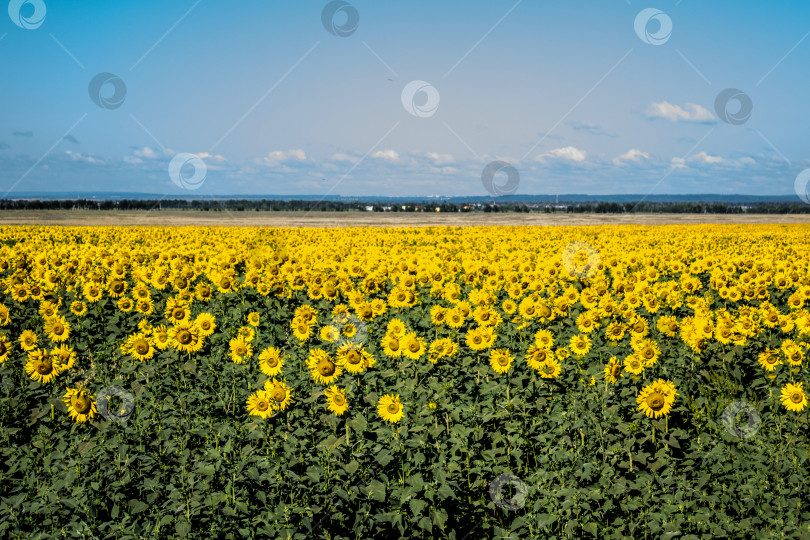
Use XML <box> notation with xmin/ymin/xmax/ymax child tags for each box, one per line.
<box><xmin>0</xmin><ymin>198</ymin><xmax>808</xmax><ymax>213</ymax></box>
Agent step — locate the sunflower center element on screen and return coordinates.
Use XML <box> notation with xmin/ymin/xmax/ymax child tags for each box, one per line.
<box><xmin>266</xmin><ymin>357</ymin><xmax>278</xmax><ymax>368</ymax></box>
<box><xmin>646</xmin><ymin>392</ymin><xmax>665</xmax><ymax>411</ymax></box>
<box><xmin>73</xmin><ymin>395</ymin><xmax>91</xmax><ymax>414</ymax></box>
<box><xmin>543</xmin><ymin>365</ymin><xmax>554</xmax><ymax>374</ymax></box>
<box><xmin>347</xmin><ymin>351</ymin><xmax>362</xmax><ymax>364</ymax></box>
<box><xmin>525</xmin><ymin>306</ymin><xmax>535</xmax><ymax>316</ymax></box>
<box><xmin>497</xmin><ymin>356</ymin><xmax>509</xmax><ymax>366</ymax></box>
<box><xmin>53</xmin><ymin>323</ymin><xmax>64</xmax><ymax>335</ymax></box>
<box><xmin>334</xmin><ymin>395</ymin><xmax>345</xmax><ymax>405</ymax></box>
<box><xmin>172</xmin><ymin>308</ymin><xmax>185</xmax><ymax>320</ymax></box>
<box><xmin>610</xmin><ymin>365</ymin><xmax>622</xmax><ymax>377</ymax></box>
<box><xmin>791</xmin><ymin>392</ymin><xmax>803</xmax><ymax>404</ymax></box>
<box><xmin>200</xmin><ymin>321</ymin><xmax>211</xmax><ymax>330</ymax></box>
<box><xmin>318</xmin><ymin>360</ymin><xmax>336</xmax><ymax>377</ymax></box>
<box><xmin>37</xmin><ymin>359</ymin><xmax>53</xmax><ymax>375</ymax></box>
<box><xmin>387</xmin><ymin>338</ymin><xmax>399</xmax><ymax>351</ymax></box>
<box><xmin>408</xmin><ymin>342</ymin><xmax>420</xmax><ymax>353</ymax></box>
<box><xmin>472</xmin><ymin>336</ymin><xmax>482</xmax><ymax>344</ymax></box>
<box><xmin>387</xmin><ymin>403</ymin><xmax>399</xmax><ymax>414</ymax></box>
<box><xmin>0</xmin><ymin>343</ymin><xmax>6</xmax><ymax>355</ymax></box>
<box><xmin>257</xmin><ymin>400</ymin><xmax>269</xmax><ymax>411</ymax></box>
<box><xmin>221</xmin><ymin>278</ymin><xmax>231</xmax><ymax>289</ymax></box>
<box><xmin>643</xmin><ymin>349</ymin><xmax>654</xmax><ymax>359</ymax></box>
<box><xmin>177</xmin><ymin>330</ymin><xmax>192</xmax><ymax>345</ymax></box>
<box><xmin>134</xmin><ymin>340</ymin><xmax>149</xmax><ymax>355</ymax></box>
<box><xmin>271</xmin><ymin>388</ymin><xmax>286</xmax><ymax>402</ymax></box>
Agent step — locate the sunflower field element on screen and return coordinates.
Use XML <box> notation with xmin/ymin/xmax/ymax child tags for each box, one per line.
<box><xmin>1</xmin><ymin>224</ymin><xmax>809</xmax><ymax>539</ymax></box>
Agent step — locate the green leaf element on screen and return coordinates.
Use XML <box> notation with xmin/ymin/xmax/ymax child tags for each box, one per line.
<box><xmin>366</xmin><ymin>479</ymin><xmax>386</xmax><ymax>502</ymax></box>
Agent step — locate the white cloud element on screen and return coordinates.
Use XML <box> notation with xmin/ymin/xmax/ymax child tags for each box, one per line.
<box><xmin>263</xmin><ymin>149</ymin><xmax>307</xmax><ymax>166</ymax></box>
<box><xmin>372</xmin><ymin>149</ymin><xmax>400</xmax><ymax>162</ymax></box>
<box><xmin>689</xmin><ymin>151</ymin><xmax>723</xmax><ymax>164</ymax></box>
<box><xmin>426</xmin><ymin>152</ymin><xmax>454</xmax><ymax>166</ymax></box>
<box><xmin>196</xmin><ymin>152</ymin><xmax>227</xmax><ymax>162</ymax></box>
<box><xmin>613</xmin><ymin>149</ymin><xmax>650</xmax><ymax>166</ymax></box>
<box><xmin>132</xmin><ymin>147</ymin><xmax>158</xmax><ymax>159</ymax></box>
<box><xmin>645</xmin><ymin>101</ymin><xmax>716</xmax><ymax>123</ymax></box>
<box><xmin>535</xmin><ymin>146</ymin><xmax>587</xmax><ymax>163</ymax></box>
<box><xmin>65</xmin><ymin>150</ymin><xmax>102</xmax><ymax>165</ymax></box>
<box><xmin>331</xmin><ymin>153</ymin><xmax>358</xmax><ymax>164</ymax></box>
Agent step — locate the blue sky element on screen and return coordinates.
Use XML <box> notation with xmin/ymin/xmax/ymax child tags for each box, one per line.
<box><xmin>2</xmin><ymin>0</ymin><xmax>809</xmax><ymax>197</ymax></box>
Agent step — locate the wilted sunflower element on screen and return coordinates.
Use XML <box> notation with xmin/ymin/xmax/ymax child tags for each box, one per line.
<box><xmin>780</xmin><ymin>382</ymin><xmax>808</xmax><ymax>412</ymax></box>
<box><xmin>24</xmin><ymin>350</ymin><xmax>61</xmax><ymax>384</ymax></box>
<box><xmin>246</xmin><ymin>390</ymin><xmax>273</xmax><ymax>419</ymax></box>
<box><xmin>264</xmin><ymin>378</ymin><xmax>293</xmax><ymax>411</ymax></box>
<box><xmin>63</xmin><ymin>388</ymin><xmax>97</xmax><ymax>423</ymax></box>
<box><xmin>258</xmin><ymin>346</ymin><xmax>285</xmax><ymax>377</ymax></box>
<box><xmin>377</xmin><ymin>394</ymin><xmax>404</xmax><ymax>423</ymax></box>
<box><xmin>324</xmin><ymin>385</ymin><xmax>349</xmax><ymax>416</ymax></box>
<box><xmin>604</xmin><ymin>357</ymin><xmax>622</xmax><ymax>384</ymax></box>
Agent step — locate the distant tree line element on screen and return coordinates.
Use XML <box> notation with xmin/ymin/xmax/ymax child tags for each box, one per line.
<box><xmin>0</xmin><ymin>198</ymin><xmax>808</xmax><ymax>213</ymax></box>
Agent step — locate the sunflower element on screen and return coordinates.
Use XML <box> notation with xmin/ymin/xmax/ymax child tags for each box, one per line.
<box><xmin>151</xmin><ymin>325</ymin><xmax>171</xmax><ymax>350</ymax></box>
<box><xmin>780</xmin><ymin>382</ymin><xmax>808</xmax><ymax>412</ymax></box>
<box><xmin>465</xmin><ymin>327</ymin><xmax>489</xmax><ymax>351</ymax></box>
<box><xmin>51</xmin><ymin>344</ymin><xmax>76</xmax><ymax>370</ymax></box>
<box><xmin>756</xmin><ymin>348</ymin><xmax>781</xmax><ymax>371</ymax></box>
<box><xmin>604</xmin><ymin>356</ymin><xmax>622</xmax><ymax>384</ymax></box>
<box><xmin>0</xmin><ymin>335</ymin><xmax>10</xmax><ymax>363</ymax></box>
<box><xmin>229</xmin><ymin>337</ymin><xmax>253</xmax><ymax>364</ymax></box>
<box><xmin>247</xmin><ymin>312</ymin><xmax>260</xmax><ymax>327</ymax></box>
<box><xmin>292</xmin><ymin>318</ymin><xmax>314</xmax><ymax>342</ymax></box>
<box><xmin>636</xmin><ymin>379</ymin><xmax>677</xmax><ymax>418</ymax></box>
<box><xmin>24</xmin><ymin>350</ymin><xmax>61</xmax><ymax>384</ymax></box>
<box><xmin>258</xmin><ymin>346</ymin><xmax>285</xmax><ymax>377</ymax></box>
<box><xmin>489</xmin><ymin>349</ymin><xmax>514</xmax><ymax>375</ymax></box>
<box><xmin>246</xmin><ymin>390</ymin><xmax>273</xmax><ymax>419</ymax></box>
<box><xmin>624</xmin><ymin>354</ymin><xmax>645</xmax><ymax>375</ymax></box>
<box><xmin>538</xmin><ymin>358</ymin><xmax>561</xmax><ymax>379</ymax></box>
<box><xmin>194</xmin><ymin>312</ymin><xmax>217</xmax><ymax>337</ymax></box>
<box><xmin>534</xmin><ymin>329</ymin><xmax>554</xmax><ymax>349</ymax></box>
<box><xmin>382</xmin><ymin>333</ymin><xmax>403</xmax><ymax>358</ymax></box>
<box><xmin>568</xmin><ymin>334</ymin><xmax>592</xmax><ymax>358</ymax></box>
<box><xmin>264</xmin><ymin>378</ymin><xmax>293</xmax><ymax>411</ymax></box>
<box><xmin>169</xmin><ymin>323</ymin><xmax>203</xmax><ymax>354</ymax></box>
<box><xmin>19</xmin><ymin>329</ymin><xmax>38</xmax><ymax>351</ymax></box>
<box><xmin>135</xmin><ymin>298</ymin><xmax>154</xmax><ymax>315</ymax></box>
<box><xmin>446</xmin><ymin>308</ymin><xmax>465</xmax><ymax>329</ymax></box>
<box><xmin>38</xmin><ymin>301</ymin><xmax>59</xmax><ymax>319</ymax></box>
<box><xmin>125</xmin><ymin>333</ymin><xmax>155</xmax><ymax>361</ymax></box>
<box><xmin>401</xmin><ymin>332</ymin><xmax>426</xmax><ymax>360</ymax></box>
<box><xmin>377</xmin><ymin>394</ymin><xmax>404</xmax><ymax>423</ymax></box>
<box><xmin>43</xmin><ymin>316</ymin><xmax>70</xmax><ymax>343</ymax></box>
<box><xmin>324</xmin><ymin>385</ymin><xmax>349</xmax><ymax>416</ymax></box>
<box><xmin>428</xmin><ymin>338</ymin><xmax>457</xmax><ymax>364</ymax></box>
<box><xmin>63</xmin><ymin>388</ymin><xmax>97</xmax><ymax>423</ymax></box>
<box><xmin>524</xmin><ymin>344</ymin><xmax>551</xmax><ymax>372</ymax></box>
<box><xmin>336</xmin><ymin>344</ymin><xmax>374</xmax><ymax>374</ymax></box>
<box><xmin>70</xmin><ymin>300</ymin><xmax>88</xmax><ymax>317</ymax></box>
<box><xmin>781</xmin><ymin>340</ymin><xmax>804</xmax><ymax>367</ymax></box>
<box><xmin>605</xmin><ymin>322</ymin><xmax>626</xmax><ymax>342</ymax></box>
<box><xmin>307</xmin><ymin>349</ymin><xmax>342</xmax><ymax>385</ymax></box>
